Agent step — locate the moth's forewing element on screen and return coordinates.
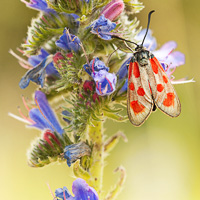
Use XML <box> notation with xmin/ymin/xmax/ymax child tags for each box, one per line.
<box><xmin>127</xmin><ymin>57</ymin><xmax>153</xmax><ymax>126</ymax></box>
<box><xmin>148</xmin><ymin>55</ymin><xmax>181</xmax><ymax>117</ymax></box>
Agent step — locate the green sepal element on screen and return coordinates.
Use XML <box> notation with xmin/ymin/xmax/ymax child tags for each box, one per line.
<box><xmin>27</xmin><ymin>132</ymin><xmax>72</xmax><ymax>167</ymax></box>
<box><xmin>103</xmin><ymin>111</ymin><xmax>128</xmax><ymax>122</ymax></box>
<box><xmin>73</xmin><ymin>160</ymin><xmax>91</xmax><ymax>181</ymax></box>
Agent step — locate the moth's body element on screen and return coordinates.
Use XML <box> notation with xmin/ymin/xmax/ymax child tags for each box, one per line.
<box><xmin>127</xmin><ymin>46</ymin><xmax>181</xmax><ymax>126</ymax></box>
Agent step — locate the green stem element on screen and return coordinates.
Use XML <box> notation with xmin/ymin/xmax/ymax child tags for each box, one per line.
<box><xmin>88</xmin><ymin>120</ymin><xmax>104</xmax><ymax>198</ymax></box>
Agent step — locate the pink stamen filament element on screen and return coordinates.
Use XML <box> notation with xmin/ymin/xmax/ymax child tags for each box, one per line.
<box><xmin>105</xmin><ymin>77</ymin><xmax>113</xmax><ymax>90</ymax></box>
<box><xmin>168</xmin><ymin>66</ymin><xmax>177</xmax><ymax>77</ymax></box>
<box><xmin>92</xmin><ymin>58</ymin><xmax>95</xmax><ymax>74</ymax></box>
<box><xmin>19</xmin><ymin>61</ymin><xmax>33</xmax><ymax>69</ymax></box>
<box><xmin>99</xmin><ymin>83</ymin><xmax>102</xmax><ymax>94</ymax></box>
<box><xmin>9</xmin><ymin>49</ymin><xmax>32</xmax><ymax>66</ymax></box>
<box><xmin>63</xmin><ymin>189</ymin><xmax>66</xmax><ymax>200</ymax></box>
<box><xmin>46</xmin><ymin>183</ymin><xmax>56</xmax><ymax>199</ymax></box>
<box><xmin>17</xmin><ymin>107</ymin><xmax>35</xmax><ymax>124</ymax></box>
<box><xmin>22</xmin><ymin>96</ymin><xmax>31</xmax><ymax>112</ymax></box>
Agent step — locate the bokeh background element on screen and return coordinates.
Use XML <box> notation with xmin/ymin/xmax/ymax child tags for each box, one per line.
<box><xmin>1</xmin><ymin>0</ymin><xmax>200</xmax><ymax>200</ymax></box>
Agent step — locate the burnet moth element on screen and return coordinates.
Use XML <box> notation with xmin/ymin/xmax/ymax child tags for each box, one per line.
<box><xmin>113</xmin><ymin>10</ymin><xmax>181</xmax><ymax>126</ymax></box>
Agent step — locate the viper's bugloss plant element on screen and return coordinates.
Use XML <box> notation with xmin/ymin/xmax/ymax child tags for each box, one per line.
<box><xmin>10</xmin><ymin>0</ymin><xmax>194</xmax><ymax>199</ymax></box>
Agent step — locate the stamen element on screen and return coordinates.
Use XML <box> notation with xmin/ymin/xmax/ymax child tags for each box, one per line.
<box><xmin>99</xmin><ymin>83</ymin><xmax>102</xmax><ymax>94</ymax></box>
<box><xmin>17</xmin><ymin>48</ymin><xmax>28</xmax><ymax>57</ymax></box>
<box><xmin>46</xmin><ymin>183</ymin><xmax>56</xmax><ymax>199</ymax></box>
<box><xmin>105</xmin><ymin>77</ymin><xmax>113</xmax><ymax>90</ymax></box>
<box><xmin>8</xmin><ymin>112</ymin><xmax>31</xmax><ymax>124</ymax></box>
<box><xmin>168</xmin><ymin>66</ymin><xmax>177</xmax><ymax>77</ymax></box>
<box><xmin>18</xmin><ymin>106</ymin><xmax>35</xmax><ymax>124</ymax></box>
<box><xmin>18</xmin><ymin>61</ymin><xmax>33</xmax><ymax>69</ymax></box>
<box><xmin>171</xmin><ymin>78</ymin><xmax>195</xmax><ymax>85</ymax></box>
<box><xmin>22</xmin><ymin>95</ymin><xmax>31</xmax><ymax>112</ymax></box>
<box><xmin>9</xmin><ymin>49</ymin><xmax>31</xmax><ymax>66</ymax></box>
<box><xmin>92</xmin><ymin>58</ymin><xmax>95</xmax><ymax>74</ymax></box>
<box><xmin>63</xmin><ymin>189</ymin><xmax>66</xmax><ymax>200</ymax></box>
<box><xmin>65</xmin><ymin>29</ymin><xmax>72</xmax><ymax>41</ymax></box>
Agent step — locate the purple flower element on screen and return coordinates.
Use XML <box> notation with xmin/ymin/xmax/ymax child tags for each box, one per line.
<box><xmin>153</xmin><ymin>41</ymin><xmax>185</xmax><ymax>79</ymax></box>
<box><xmin>100</xmin><ymin>0</ymin><xmax>124</xmax><ymax>21</ymax></box>
<box><xmin>9</xmin><ymin>91</ymin><xmax>64</xmax><ymax>135</ymax></box>
<box><xmin>28</xmin><ymin>48</ymin><xmax>59</xmax><ymax>76</ymax></box>
<box><xmin>83</xmin><ymin>57</ymin><xmax>109</xmax><ymax>76</ymax></box>
<box><xmin>93</xmin><ymin>70</ymin><xmax>117</xmax><ymax>96</ymax></box>
<box><xmin>84</xmin><ymin>58</ymin><xmax>117</xmax><ymax>96</ymax></box>
<box><xmin>55</xmin><ymin>29</ymin><xmax>81</xmax><ymax>52</ymax></box>
<box><xmin>19</xmin><ymin>55</ymin><xmax>53</xmax><ymax>89</ymax></box>
<box><xmin>55</xmin><ymin>178</ymin><xmax>99</xmax><ymax>200</ymax></box>
<box><xmin>64</xmin><ymin>142</ymin><xmax>91</xmax><ymax>167</ymax></box>
<box><xmin>21</xmin><ymin>0</ymin><xmax>55</xmax><ymax>13</ymax></box>
<box><xmin>90</xmin><ymin>15</ymin><xmax>116</xmax><ymax>40</ymax></box>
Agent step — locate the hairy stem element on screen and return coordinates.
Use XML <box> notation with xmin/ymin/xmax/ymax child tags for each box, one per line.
<box><xmin>88</xmin><ymin>120</ymin><xmax>104</xmax><ymax>198</ymax></box>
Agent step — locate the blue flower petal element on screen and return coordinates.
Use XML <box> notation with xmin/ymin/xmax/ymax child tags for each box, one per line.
<box><xmin>34</xmin><ymin>91</ymin><xmax>64</xmax><ymax>135</ymax></box>
<box><xmin>93</xmin><ymin>70</ymin><xmax>117</xmax><ymax>96</ymax></box>
<box><xmin>22</xmin><ymin>0</ymin><xmax>55</xmax><ymax>13</ymax></box>
<box><xmin>70</xmin><ymin>178</ymin><xmax>99</xmax><ymax>200</ymax></box>
<box><xmin>28</xmin><ymin>48</ymin><xmax>58</xmax><ymax>76</ymax></box>
<box><xmin>55</xmin><ymin>29</ymin><xmax>81</xmax><ymax>52</ymax></box>
<box><xmin>28</xmin><ymin>108</ymin><xmax>54</xmax><ymax>131</ymax></box>
<box><xmin>55</xmin><ymin>186</ymin><xmax>71</xmax><ymax>200</ymax></box>
<box><xmin>91</xmin><ymin>15</ymin><xmax>116</xmax><ymax>40</ymax></box>
<box><xmin>84</xmin><ymin>58</ymin><xmax>109</xmax><ymax>76</ymax></box>
<box><xmin>117</xmin><ymin>57</ymin><xmax>131</xmax><ymax>81</ymax></box>
<box><xmin>19</xmin><ymin>55</ymin><xmax>53</xmax><ymax>89</ymax></box>
<box><xmin>64</xmin><ymin>142</ymin><xmax>91</xmax><ymax>167</ymax></box>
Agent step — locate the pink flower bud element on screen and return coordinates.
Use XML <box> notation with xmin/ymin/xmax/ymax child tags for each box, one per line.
<box><xmin>83</xmin><ymin>80</ymin><xmax>95</xmax><ymax>92</ymax></box>
<box><xmin>53</xmin><ymin>52</ymin><xmax>64</xmax><ymax>68</ymax></box>
<box><xmin>100</xmin><ymin>0</ymin><xmax>124</xmax><ymax>21</ymax></box>
<box><xmin>92</xmin><ymin>93</ymin><xmax>100</xmax><ymax>103</ymax></box>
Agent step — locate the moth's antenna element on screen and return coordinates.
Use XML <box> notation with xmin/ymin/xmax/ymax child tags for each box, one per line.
<box><xmin>112</xmin><ymin>35</ymin><xmax>139</xmax><ymax>47</ymax></box>
<box><xmin>141</xmin><ymin>10</ymin><xmax>155</xmax><ymax>46</ymax></box>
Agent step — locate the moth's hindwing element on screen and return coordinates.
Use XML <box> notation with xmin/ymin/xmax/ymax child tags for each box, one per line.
<box><xmin>127</xmin><ymin>57</ymin><xmax>153</xmax><ymax>126</ymax></box>
<box><xmin>148</xmin><ymin>55</ymin><xmax>181</xmax><ymax>117</ymax></box>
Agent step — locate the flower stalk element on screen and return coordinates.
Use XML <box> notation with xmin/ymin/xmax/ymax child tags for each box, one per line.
<box><xmin>88</xmin><ymin>119</ymin><xmax>104</xmax><ymax>197</ymax></box>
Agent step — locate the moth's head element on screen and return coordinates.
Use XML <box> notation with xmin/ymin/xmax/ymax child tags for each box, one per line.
<box><xmin>135</xmin><ymin>50</ymin><xmax>150</xmax><ymax>66</ymax></box>
<box><xmin>135</xmin><ymin>45</ymin><xmax>144</xmax><ymax>52</ymax></box>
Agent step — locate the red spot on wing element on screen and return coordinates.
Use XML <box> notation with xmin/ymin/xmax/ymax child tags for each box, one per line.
<box><xmin>137</xmin><ymin>87</ymin><xmax>145</xmax><ymax>96</ymax></box>
<box><xmin>163</xmin><ymin>75</ymin><xmax>168</xmax><ymax>83</ymax></box>
<box><xmin>129</xmin><ymin>82</ymin><xmax>135</xmax><ymax>90</ymax></box>
<box><xmin>157</xmin><ymin>84</ymin><xmax>164</xmax><ymax>92</ymax></box>
<box><xmin>128</xmin><ymin>62</ymin><xmax>133</xmax><ymax>80</ymax></box>
<box><xmin>130</xmin><ymin>100</ymin><xmax>145</xmax><ymax>115</ymax></box>
<box><xmin>150</xmin><ymin>58</ymin><xmax>158</xmax><ymax>74</ymax></box>
<box><xmin>133</xmin><ymin>62</ymin><xmax>140</xmax><ymax>78</ymax></box>
<box><xmin>163</xmin><ymin>93</ymin><xmax>175</xmax><ymax>107</ymax></box>
<box><xmin>151</xmin><ymin>56</ymin><xmax>165</xmax><ymax>72</ymax></box>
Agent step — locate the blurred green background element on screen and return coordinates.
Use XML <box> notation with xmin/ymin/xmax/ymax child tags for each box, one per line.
<box><xmin>1</xmin><ymin>0</ymin><xmax>200</xmax><ymax>200</ymax></box>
